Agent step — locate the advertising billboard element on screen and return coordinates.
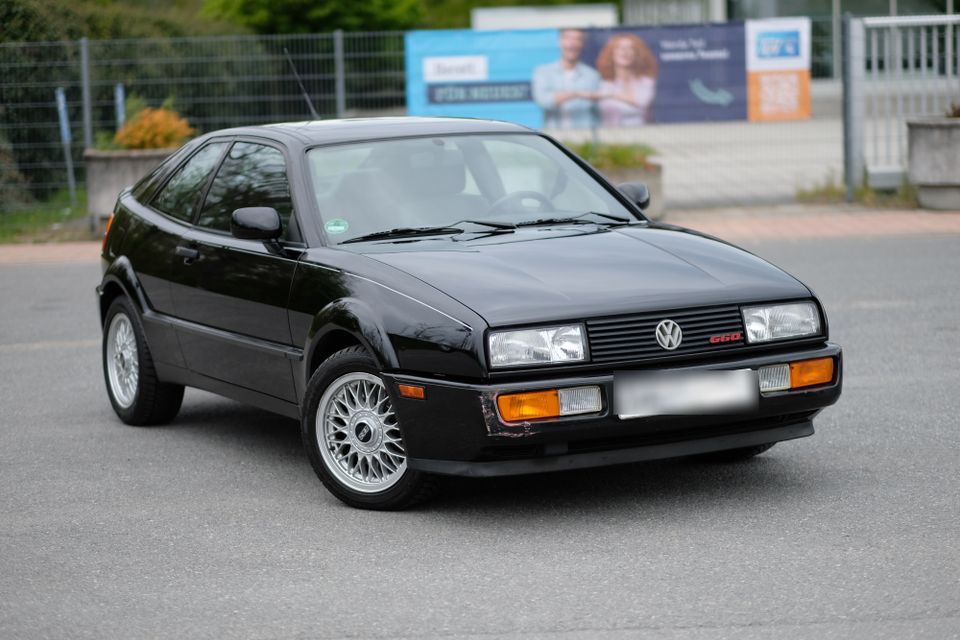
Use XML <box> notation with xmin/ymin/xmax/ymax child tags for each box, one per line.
<box><xmin>405</xmin><ymin>29</ymin><xmax>559</xmax><ymax>129</ymax></box>
<box><xmin>745</xmin><ymin>18</ymin><xmax>812</xmax><ymax>121</ymax></box>
<box><xmin>405</xmin><ymin>20</ymin><xmax>810</xmax><ymax>129</ymax></box>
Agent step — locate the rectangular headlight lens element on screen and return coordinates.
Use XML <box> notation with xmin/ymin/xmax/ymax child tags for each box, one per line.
<box><xmin>742</xmin><ymin>302</ymin><xmax>820</xmax><ymax>344</ymax></box>
<box><xmin>488</xmin><ymin>324</ymin><xmax>585</xmax><ymax>368</ymax></box>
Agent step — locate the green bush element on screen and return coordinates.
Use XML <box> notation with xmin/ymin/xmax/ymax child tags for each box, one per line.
<box><xmin>567</xmin><ymin>142</ymin><xmax>657</xmax><ymax>171</ymax></box>
<box><xmin>203</xmin><ymin>0</ymin><xmax>423</xmax><ymax>34</ymax></box>
<box><xmin>0</xmin><ymin>133</ymin><xmax>33</xmax><ymax>210</ymax></box>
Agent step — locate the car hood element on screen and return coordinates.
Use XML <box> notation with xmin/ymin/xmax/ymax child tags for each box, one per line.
<box><xmin>360</xmin><ymin>225</ymin><xmax>811</xmax><ymax>327</ymax></box>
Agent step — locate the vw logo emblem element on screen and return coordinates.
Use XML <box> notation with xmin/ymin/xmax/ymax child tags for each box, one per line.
<box><xmin>655</xmin><ymin>319</ymin><xmax>683</xmax><ymax>350</ymax></box>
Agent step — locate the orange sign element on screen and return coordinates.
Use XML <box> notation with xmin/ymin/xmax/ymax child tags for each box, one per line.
<box><xmin>748</xmin><ymin>69</ymin><xmax>811</xmax><ymax>121</ymax></box>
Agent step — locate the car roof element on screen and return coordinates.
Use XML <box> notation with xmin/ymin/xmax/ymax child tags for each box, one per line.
<box><xmin>203</xmin><ymin>117</ymin><xmax>533</xmax><ymax>148</ymax></box>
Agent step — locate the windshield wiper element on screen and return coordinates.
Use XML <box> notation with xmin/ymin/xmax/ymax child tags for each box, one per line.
<box><xmin>581</xmin><ymin>211</ymin><xmax>634</xmax><ymax>223</ymax></box>
<box><xmin>451</xmin><ymin>219</ymin><xmax>517</xmax><ymax>230</ymax></box>
<box><xmin>341</xmin><ymin>226</ymin><xmax>464</xmax><ymax>244</ymax></box>
<box><xmin>515</xmin><ymin>211</ymin><xmax>634</xmax><ymax>227</ymax></box>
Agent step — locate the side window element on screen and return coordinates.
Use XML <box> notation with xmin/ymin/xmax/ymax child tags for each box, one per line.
<box><xmin>152</xmin><ymin>142</ymin><xmax>227</xmax><ymax>222</ymax></box>
<box><xmin>197</xmin><ymin>142</ymin><xmax>295</xmax><ymax>239</ymax></box>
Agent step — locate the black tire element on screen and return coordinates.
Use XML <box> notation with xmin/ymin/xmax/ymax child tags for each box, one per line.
<box><xmin>694</xmin><ymin>443</ymin><xmax>776</xmax><ymax>463</ymax></box>
<box><xmin>301</xmin><ymin>346</ymin><xmax>438</xmax><ymax>510</ymax></box>
<box><xmin>102</xmin><ymin>296</ymin><xmax>184</xmax><ymax>426</ymax></box>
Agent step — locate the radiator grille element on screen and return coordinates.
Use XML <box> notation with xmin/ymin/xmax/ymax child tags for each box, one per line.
<box><xmin>586</xmin><ymin>305</ymin><xmax>746</xmax><ymax>364</ymax></box>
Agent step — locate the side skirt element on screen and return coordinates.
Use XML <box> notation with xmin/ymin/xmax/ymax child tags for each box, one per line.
<box><xmin>155</xmin><ymin>362</ymin><xmax>301</xmax><ymax>420</ymax></box>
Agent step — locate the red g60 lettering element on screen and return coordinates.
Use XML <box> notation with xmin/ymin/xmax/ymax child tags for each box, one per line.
<box><xmin>709</xmin><ymin>332</ymin><xmax>743</xmax><ymax>344</ymax></box>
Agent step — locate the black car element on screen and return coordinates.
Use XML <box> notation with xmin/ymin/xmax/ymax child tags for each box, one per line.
<box><xmin>98</xmin><ymin>117</ymin><xmax>842</xmax><ymax>509</ymax></box>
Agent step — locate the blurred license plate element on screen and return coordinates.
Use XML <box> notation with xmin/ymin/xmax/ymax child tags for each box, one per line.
<box><xmin>614</xmin><ymin>369</ymin><xmax>758</xmax><ymax>419</ymax></box>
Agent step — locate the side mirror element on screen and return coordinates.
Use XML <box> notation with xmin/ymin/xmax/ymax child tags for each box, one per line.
<box><xmin>618</xmin><ymin>182</ymin><xmax>650</xmax><ymax>211</ymax></box>
<box><xmin>231</xmin><ymin>207</ymin><xmax>282</xmax><ymax>241</ymax></box>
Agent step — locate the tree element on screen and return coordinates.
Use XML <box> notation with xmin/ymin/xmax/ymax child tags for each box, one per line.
<box><xmin>419</xmin><ymin>0</ymin><xmax>616</xmax><ymax>29</ymax></box>
<box><xmin>203</xmin><ymin>0</ymin><xmax>424</xmax><ymax>34</ymax></box>
<box><xmin>0</xmin><ymin>0</ymin><xmax>242</xmax><ymax>209</ymax></box>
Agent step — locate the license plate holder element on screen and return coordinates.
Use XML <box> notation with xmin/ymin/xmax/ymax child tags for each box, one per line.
<box><xmin>614</xmin><ymin>369</ymin><xmax>758</xmax><ymax>420</ymax></box>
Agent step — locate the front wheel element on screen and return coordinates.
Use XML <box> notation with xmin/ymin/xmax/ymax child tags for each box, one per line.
<box><xmin>301</xmin><ymin>346</ymin><xmax>438</xmax><ymax>510</ymax></box>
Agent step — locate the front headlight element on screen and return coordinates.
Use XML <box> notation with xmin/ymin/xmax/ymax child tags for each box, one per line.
<box><xmin>742</xmin><ymin>302</ymin><xmax>821</xmax><ymax>343</ymax></box>
<box><xmin>488</xmin><ymin>324</ymin><xmax>586</xmax><ymax>368</ymax></box>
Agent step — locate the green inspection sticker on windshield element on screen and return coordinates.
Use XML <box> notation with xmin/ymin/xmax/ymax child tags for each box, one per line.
<box><xmin>325</xmin><ymin>218</ymin><xmax>349</xmax><ymax>235</ymax></box>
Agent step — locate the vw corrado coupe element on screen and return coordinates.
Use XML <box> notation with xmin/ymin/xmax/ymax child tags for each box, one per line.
<box><xmin>98</xmin><ymin>117</ymin><xmax>842</xmax><ymax>509</ymax></box>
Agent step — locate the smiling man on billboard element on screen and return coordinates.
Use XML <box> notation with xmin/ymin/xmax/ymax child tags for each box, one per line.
<box><xmin>531</xmin><ymin>29</ymin><xmax>601</xmax><ymax>129</ymax></box>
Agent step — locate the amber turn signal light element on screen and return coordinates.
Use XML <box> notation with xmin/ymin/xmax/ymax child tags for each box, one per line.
<box><xmin>497</xmin><ymin>389</ymin><xmax>560</xmax><ymax>422</ymax></box>
<box><xmin>101</xmin><ymin>214</ymin><xmax>114</xmax><ymax>253</ymax></box>
<box><xmin>397</xmin><ymin>384</ymin><xmax>425</xmax><ymax>399</ymax></box>
<box><xmin>789</xmin><ymin>357</ymin><xmax>834</xmax><ymax>389</ymax></box>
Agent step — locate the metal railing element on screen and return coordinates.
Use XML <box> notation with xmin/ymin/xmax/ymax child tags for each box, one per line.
<box><xmin>844</xmin><ymin>15</ymin><xmax>960</xmax><ymax>195</ymax></box>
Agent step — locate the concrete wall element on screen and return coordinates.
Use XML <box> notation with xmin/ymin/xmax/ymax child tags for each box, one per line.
<box><xmin>84</xmin><ymin>149</ymin><xmax>175</xmax><ymax>218</ymax></box>
<box><xmin>908</xmin><ymin>118</ymin><xmax>960</xmax><ymax>210</ymax></box>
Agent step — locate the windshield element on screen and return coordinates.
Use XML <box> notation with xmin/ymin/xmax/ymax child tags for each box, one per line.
<box><xmin>306</xmin><ymin>133</ymin><xmax>636</xmax><ymax>244</ymax></box>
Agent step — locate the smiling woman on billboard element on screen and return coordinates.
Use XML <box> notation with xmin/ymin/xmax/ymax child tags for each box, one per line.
<box><xmin>595</xmin><ymin>33</ymin><xmax>658</xmax><ymax>127</ymax></box>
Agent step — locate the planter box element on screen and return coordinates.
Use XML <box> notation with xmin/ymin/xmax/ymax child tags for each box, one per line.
<box><xmin>84</xmin><ymin>148</ymin><xmax>176</xmax><ymax>221</ymax></box>
<box><xmin>597</xmin><ymin>160</ymin><xmax>665</xmax><ymax>220</ymax></box>
<box><xmin>907</xmin><ymin>119</ymin><xmax>960</xmax><ymax>211</ymax></box>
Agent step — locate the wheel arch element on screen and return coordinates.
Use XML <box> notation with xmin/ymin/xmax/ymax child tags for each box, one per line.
<box><xmin>98</xmin><ymin>256</ymin><xmax>149</xmax><ymax>325</ymax></box>
<box><xmin>303</xmin><ymin>298</ymin><xmax>400</xmax><ymax>381</ymax></box>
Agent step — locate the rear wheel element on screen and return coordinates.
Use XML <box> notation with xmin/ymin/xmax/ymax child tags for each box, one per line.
<box><xmin>302</xmin><ymin>346</ymin><xmax>437</xmax><ymax>510</ymax></box>
<box><xmin>102</xmin><ymin>296</ymin><xmax>183</xmax><ymax>425</ymax></box>
<box><xmin>694</xmin><ymin>443</ymin><xmax>776</xmax><ymax>463</ymax></box>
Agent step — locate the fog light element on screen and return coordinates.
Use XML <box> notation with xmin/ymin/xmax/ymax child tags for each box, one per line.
<box><xmin>497</xmin><ymin>385</ymin><xmax>602</xmax><ymax>422</ymax></box>
<box><xmin>758</xmin><ymin>364</ymin><xmax>790</xmax><ymax>393</ymax></box>
<box><xmin>790</xmin><ymin>357</ymin><xmax>834</xmax><ymax>389</ymax></box>
<box><xmin>558</xmin><ymin>386</ymin><xmax>602</xmax><ymax>416</ymax></box>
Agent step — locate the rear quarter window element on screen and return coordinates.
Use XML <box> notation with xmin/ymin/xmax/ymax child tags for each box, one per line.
<box><xmin>151</xmin><ymin>142</ymin><xmax>228</xmax><ymax>222</ymax></box>
<box><xmin>131</xmin><ymin>142</ymin><xmax>197</xmax><ymax>202</ymax></box>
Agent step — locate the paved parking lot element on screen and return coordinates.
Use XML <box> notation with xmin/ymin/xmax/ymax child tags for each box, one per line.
<box><xmin>1</xmin><ymin>224</ymin><xmax>959</xmax><ymax>639</ymax></box>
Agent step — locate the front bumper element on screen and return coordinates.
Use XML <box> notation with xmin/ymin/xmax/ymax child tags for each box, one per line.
<box><xmin>383</xmin><ymin>342</ymin><xmax>842</xmax><ymax>477</ymax></box>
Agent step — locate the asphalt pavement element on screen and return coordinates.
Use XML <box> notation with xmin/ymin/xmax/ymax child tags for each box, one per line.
<box><xmin>1</xmin><ymin>233</ymin><xmax>959</xmax><ymax>639</ymax></box>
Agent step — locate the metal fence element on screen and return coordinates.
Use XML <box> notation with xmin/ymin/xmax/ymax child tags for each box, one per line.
<box><xmin>0</xmin><ymin>40</ymin><xmax>84</xmax><ymax>211</ymax></box>
<box><xmin>844</xmin><ymin>15</ymin><xmax>960</xmax><ymax>193</ymax></box>
<box><xmin>0</xmin><ymin>25</ymin><xmax>846</xmax><ymax>215</ymax></box>
<box><xmin>3</xmin><ymin>17</ymin><xmax>957</xmax><ymax>216</ymax></box>
<box><xmin>0</xmin><ymin>31</ymin><xmax>405</xmax><ymax>211</ymax></box>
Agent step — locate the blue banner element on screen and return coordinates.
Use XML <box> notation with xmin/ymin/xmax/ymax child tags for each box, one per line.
<box><xmin>405</xmin><ymin>24</ymin><xmax>748</xmax><ymax>129</ymax></box>
<box><xmin>405</xmin><ymin>29</ymin><xmax>558</xmax><ymax>128</ymax></box>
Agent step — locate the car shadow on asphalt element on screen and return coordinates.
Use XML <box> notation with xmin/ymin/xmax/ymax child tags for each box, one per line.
<box><xmin>162</xmin><ymin>392</ymin><xmax>306</xmax><ymax>461</ymax></box>
<box><xmin>430</xmin><ymin>455</ymin><xmax>814</xmax><ymax>518</ymax></box>
<box><xmin>164</xmin><ymin>393</ymin><xmax>824</xmax><ymax>517</ymax></box>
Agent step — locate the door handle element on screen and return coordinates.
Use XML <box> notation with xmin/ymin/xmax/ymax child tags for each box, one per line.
<box><xmin>175</xmin><ymin>245</ymin><xmax>200</xmax><ymax>264</ymax></box>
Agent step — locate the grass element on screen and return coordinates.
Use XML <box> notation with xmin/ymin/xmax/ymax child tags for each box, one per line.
<box><xmin>796</xmin><ymin>171</ymin><xmax>918</xmax><ymax>208</ymax></box>
<box><xmin>0</xmin><ymin>190</ymin><xmax>94</xmax><ymax>244</ymax></box>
